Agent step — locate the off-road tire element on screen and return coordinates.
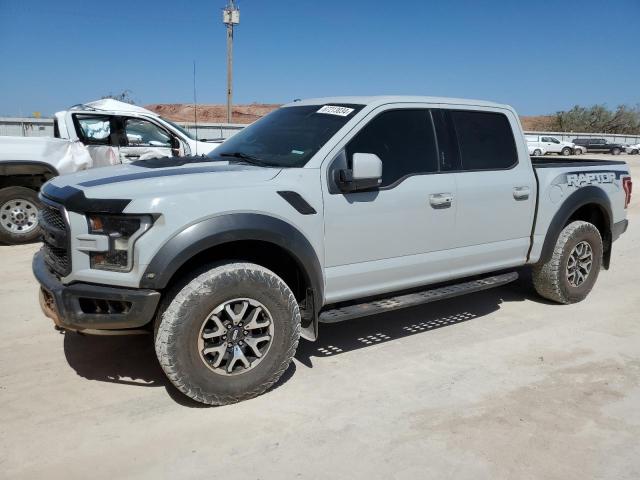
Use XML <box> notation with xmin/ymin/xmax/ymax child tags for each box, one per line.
<box><xmin>561</xmin><ymin>147</ymin><xmax>572</xmax><ymax>156</ymax></box>
<box><xmin>532</xmin><ymin>221</ymin><xmax>603</xmax><ymax>304</ymax></box>
<box><xmin>0</xmin><ymin>186</ymin><xmax>41</xmax><ymax>244</ymax></box>
<box><xmin>155</xmin><ymin>262</ymin><xmax>301</xmax><ymax>405</ymax></box>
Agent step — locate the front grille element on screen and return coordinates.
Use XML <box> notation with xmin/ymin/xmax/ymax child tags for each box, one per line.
<box><xmin>40</xmin><ymin>204</ymin><xmax>66</xmax><ymax>231</ymax></box>
<box><xmin>39</xmin><ymin>202</ymin><xmax>71</xmax><ymax>276</ymax></box>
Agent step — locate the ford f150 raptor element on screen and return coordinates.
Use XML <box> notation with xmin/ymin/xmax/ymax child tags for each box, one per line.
<box><xmin>33</xmin><ymin>96</ymin><xmax>632</xmax><ymax>405</ymax></box>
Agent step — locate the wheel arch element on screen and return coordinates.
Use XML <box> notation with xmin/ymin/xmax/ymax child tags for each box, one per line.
<box><xmin>539</xmin><ymin>186</ymin><xmax>613</xmax><ymax>269</ymax></box>
<box><xmin>0</xmin><ymin>161</ymin><xmax>59</xmax><ymax>190</ymax></box>
<box><xmin>141</xmin><ymin>213</ymin><xmax>323</xmax><ymax>341</ymax></box>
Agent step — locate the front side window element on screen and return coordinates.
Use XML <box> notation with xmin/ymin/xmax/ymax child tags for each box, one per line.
<box><xmin>209</xmin><ymin>104</ymin><xmax>363</xmax><ymax>167</ymax></box>
<box><xmin>451</xmin><ymin>110</ymin><xmax>518</xmax><ymax>171</ymax></box>
<box><xmin>346</xmin><ymin>109</ymin><xmax>439</xmax><ymax>187</ymax></box>
<box><xmin>162</xmin><ymin>117</ymin><xmax>197</xmax><ymax>140</ymax></box>
<box><xmin>124</xmin><ymin>118</ymin><xmax>172</xmax><ymax>147</ymax></box>
<box><xmin>75</xmin><ymin>115</ymin><xmax>112</xmax><ymax>145</ymax></box>
<box><xmin>550</xmin><ymin>137</ymin><xmax>561</xmax><ymax>144</ymax></box>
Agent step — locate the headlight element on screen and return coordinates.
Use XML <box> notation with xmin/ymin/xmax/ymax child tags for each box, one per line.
<box><xmin>87</xmin><ymin>214</ymin><xmax>153</xmax><ymax>272</ymax></box>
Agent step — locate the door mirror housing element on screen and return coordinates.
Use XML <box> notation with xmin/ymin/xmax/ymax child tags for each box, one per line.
<box><xmin>338</xmin><ymin>153</ymin><xmax>383</xmax><ymax>192</ymax></box>
<box><xmin>170</xmin><ymin>136</ymin><xmax>181</xmax><ymax>156</ymax></box>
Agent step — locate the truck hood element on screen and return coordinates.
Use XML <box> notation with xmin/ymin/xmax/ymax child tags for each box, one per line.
<box><xmin>44</xmin><ymin>157</ymin><xmax>281</xmax><ymax>204</ymax></box>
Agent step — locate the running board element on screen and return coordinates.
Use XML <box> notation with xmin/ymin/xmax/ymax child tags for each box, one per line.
<box><xmin>319</xmin><ymin>272</ymin><xmax>518</xmax><ymax>324</ymax></box>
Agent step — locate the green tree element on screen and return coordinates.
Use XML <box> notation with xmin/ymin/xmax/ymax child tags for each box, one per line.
<box><xmin>553</xmin><ymin>104</ymin><xmax>640</xmax><ymax>134</ymax></box>
<box><xmin>101</xmin><ymin>90</ymin><xmax>136</xmax><ymax>105</ymax></box>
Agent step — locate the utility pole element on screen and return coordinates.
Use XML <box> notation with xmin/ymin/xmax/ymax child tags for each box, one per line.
<box><xmin>222</xmin><ymin>0</ymin><xmax>240</xmax><ymax>123</ymax></box>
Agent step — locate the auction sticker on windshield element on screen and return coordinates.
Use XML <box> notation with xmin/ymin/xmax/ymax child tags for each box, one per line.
<box><xmin>317</xmin><ymin>105</ymin><xmax>355</xmax><ymax>116</ymax></box>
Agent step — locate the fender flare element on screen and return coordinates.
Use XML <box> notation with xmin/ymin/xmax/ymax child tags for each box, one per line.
<box><xmin>140</xmin><ymin>213</ymin><xmax>323</xmax><ymax>340</ymax></box>
<box><xmin>538</xmin><ymin>186</ymin><xmax>613</xmax><ymax>265</ymax></box>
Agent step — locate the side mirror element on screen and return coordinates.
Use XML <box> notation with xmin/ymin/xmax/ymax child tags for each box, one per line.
<box><xmin>338</xmin><ymin>153</ymin><xmax>382</xmax><ymax>192</ymax></box>
<box><xmin>170</xmin><ymin>136</ymin><xmax>181</xmax><ymax>156</ymax></box>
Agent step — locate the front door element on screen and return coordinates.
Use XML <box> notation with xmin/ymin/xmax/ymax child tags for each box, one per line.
<box><xmin>322</xmin><ymin>108</ymin><xmax>457</xmax><ymax>304</ymax></box>
<box><xmin>119</xmin><ymin>117</ymin><xmax>174</xmax><ymax>163</ymax></box>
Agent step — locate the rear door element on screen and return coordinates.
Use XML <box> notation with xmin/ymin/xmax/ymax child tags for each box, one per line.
<box><xmin>446</xmin><ymin>108</ymin><xmax>535</xmax><ymax>273</ymax></box>
<box><xmin>590</xmin><ymin>139</ymin><xmax>606</xmax><ymax>152</ymax></box>
<box><xmin>73</xmin><ymin>114</ymin><xmax>120</xmax><ymax>167</ymax></box>
<box><xmin>119</xmin><ymin>116</ymin><xmax>174</xmax><ymax>162</ymax></box>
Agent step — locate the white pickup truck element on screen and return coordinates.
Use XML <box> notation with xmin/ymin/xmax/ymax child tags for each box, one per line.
<box><xmin>526</xmin><ymin>134</ymin><xmax>577</xmax><ymax>156</ymax></box>
<box><xmin>0</xmin><ymin>99</ymin><xmax>220</xmax><ymax>244</ymax></box>
<box><xmin>33</xmin><ymin>96</ymin><xmax>632</xmax><ymax>405</ymax></box>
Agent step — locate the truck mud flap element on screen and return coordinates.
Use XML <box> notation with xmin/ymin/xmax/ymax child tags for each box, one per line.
<box><xmin>319</xmin><ymin>272</ymin><xmax>518</xmax><ymax>323</ymax></box>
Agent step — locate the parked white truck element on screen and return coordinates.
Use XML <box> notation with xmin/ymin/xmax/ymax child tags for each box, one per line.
<box><xmin>526</xmin><ymin>134</ymin><xmax>577</xmax><ymax>156</ymax></box>
<box><xmin>33</xmin><ymin>96</ymin><xmax>632</xmax><ymax>405</ymax></box>
<box><xmin>0</xmin><ymin>99</ymin><xmax>220</xmax><ymax>244</ymax></box>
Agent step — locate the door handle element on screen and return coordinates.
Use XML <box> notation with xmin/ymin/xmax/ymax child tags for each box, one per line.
<box><xmin>429</xmin><ymin>193</ymin><xmax>453</xmax><ymax>208</ymax></box>
<box><xmin>513</xmin><ymin>186</ymin><xmax>530</xmax><ymax>200</ymax></box>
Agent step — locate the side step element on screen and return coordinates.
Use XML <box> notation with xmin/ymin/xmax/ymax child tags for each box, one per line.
<box><xmin>319</xmin><ymin>272</ymin><xmax>518</xmax><ymax>324</ymax></box>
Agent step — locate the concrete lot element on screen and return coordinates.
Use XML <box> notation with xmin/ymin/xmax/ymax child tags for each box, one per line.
<box><xmin>1</xmin><ymin>154</ymin><xmax>639</xmax><ymax>479</ymax></box>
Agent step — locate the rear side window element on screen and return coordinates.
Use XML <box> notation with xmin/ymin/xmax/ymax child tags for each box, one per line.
<box><xmin>451</xmin><ymin>110</ymin><xmax>518</xmax><ymax>171</ymax></box>
<box><xmin>346</xmin><ymin>110</ymin><xmax>438</xmax><ymax>187</ymax></box>
<box><xmin>74</xmin><ymin>115</ymin><xmax>113</xmax><ymax>145</ymax></box>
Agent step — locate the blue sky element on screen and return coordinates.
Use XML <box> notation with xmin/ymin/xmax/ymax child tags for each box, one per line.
<box><xmin>0</xmin><ymin>0</ymin><xmax>638</xmax><ymax>117</ymax></box>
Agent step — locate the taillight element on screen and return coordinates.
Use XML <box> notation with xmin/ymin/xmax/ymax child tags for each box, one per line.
<box><xmin>622</xmin><ymin>177</ymin><xmax>632</xmax><ymax>209</ymax></box>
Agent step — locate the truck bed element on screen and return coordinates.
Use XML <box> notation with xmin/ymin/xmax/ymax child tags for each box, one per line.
<box><xmin>531</xmin><ymin>157</ymin><xmax>627</xmax><ymax>168</ymax></box>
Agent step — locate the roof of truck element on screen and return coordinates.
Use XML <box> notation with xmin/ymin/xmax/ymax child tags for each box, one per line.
<box><xmin>68</xmin><ymin>99</ymin><xmax>157</xmax><ymax>116</ymax></box>
<box><xmin>284</xmin><ymin>95</ymin><xmax>511</xmax><ymax>110</ymax></box>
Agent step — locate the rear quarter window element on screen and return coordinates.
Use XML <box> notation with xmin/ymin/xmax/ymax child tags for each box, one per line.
<box><xmin>451</xmin><ymin>110</ymin><xmax>518</xmax><ymax>171</ymax></box>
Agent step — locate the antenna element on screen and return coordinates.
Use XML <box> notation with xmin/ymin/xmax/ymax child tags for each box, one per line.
<box><xmin>193</xmin><ymin>60</ymin><xmax>199</xmax><ymax>150</ymax></box>
<box><xmin>222</xmin><ymin>0</ymin><xmax>240</xmax><ymax>123</ymax></box>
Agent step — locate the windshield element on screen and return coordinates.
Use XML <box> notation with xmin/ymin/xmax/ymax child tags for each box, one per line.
<box><xmin>207</xmin><ymin>104</ymin><xmax>364</xmax><ymax>167</ymax></box>
<box><xmin>161</xmin><ymin>117</ymin><xmax>197</xmax><ymax>141</ymax></box>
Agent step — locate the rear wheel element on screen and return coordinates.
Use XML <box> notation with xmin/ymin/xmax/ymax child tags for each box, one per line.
<box><xmin>561</xmin><ymin>147</ymin><xmax>572</xmax><ymax>156</ymax></box>
<box><xmin>611</xmin><ymin>147</ymin><xmax>621</xmax><ymax>155</ymax></box>
<box><xmin>155</xmin><ymin>262</ymin><xmax>301</xmax><ymax>405</ymax></box>
<box><xmin>533</xmin><ymin>149</ymin><xmax>542</xmax><ymax>156</ymax></box>
<box><xmin>0</xmin><ymin>186</ymin><xmax>41</xmax><ymax>244</ymax></box>
<box><xmin>532</xmin><ymin>221</ymin><xmax>602</xmax><ymax>304</ymax></box>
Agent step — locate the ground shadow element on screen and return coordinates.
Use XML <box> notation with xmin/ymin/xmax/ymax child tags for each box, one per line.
<box><xmin>63</xmin><ymin>269</ymin><xmax>542</xmax><ymax>406</ymax></box>
<box><xmin>295</xmin><ymin>269</ymin><xmax>541</xmax><ymax>367</ymax></box>
<box><xmin>63</xmin><ymin>329</ymin><xmax>297</xmax><ymax>408</ymax></box>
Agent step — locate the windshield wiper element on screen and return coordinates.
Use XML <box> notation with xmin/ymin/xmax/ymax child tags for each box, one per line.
<box><xmin>219</xmin><ymin>152</ymin><xmax>273</xmax><ymax>167</ymax></box>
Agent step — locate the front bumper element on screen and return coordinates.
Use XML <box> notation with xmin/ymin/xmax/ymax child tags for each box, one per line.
<box><xmin>33</xmin><ymin>250</ymin><xmax>161</xmax><ymax>332</ymax></box>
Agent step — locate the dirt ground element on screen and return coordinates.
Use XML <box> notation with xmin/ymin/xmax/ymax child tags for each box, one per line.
<box><xmin>1</xmin><ymin>154</ymin><xmax>639</xmax><ymax>479</ymax></box>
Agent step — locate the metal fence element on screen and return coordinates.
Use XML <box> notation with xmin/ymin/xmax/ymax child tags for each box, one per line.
<box><xmin>2</xmin><ymin>117</ymin><xmax>639</xmax><ymax>145</ymax></box>
<box><xmin>0</xmin><ymin>117</ymin><xmax>245</xmax><ymax>140</ymax></box>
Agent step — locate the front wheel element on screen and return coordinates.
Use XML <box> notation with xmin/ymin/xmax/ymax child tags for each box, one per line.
<box><xmin>561</xmin><ymin>147</ymin><xmax>572</xmax><ymax>156</ymax></box>
<box><xmin>532</xmin><ymin>221</ymin><xmax>603</xmax><ymax>304</ymax></box>
<box><xmin>611</xmin><ymin>148</ymin><xmax>621</xmax><ymax>155</ymax></box>
<box><xmin>155</xmin><ymin>262</ymin><xmax>301</xmax><ymax>405</ymax></box>
<box><xmin>533</xmin><ymin>149</ymin><xmax>542</xmax><ymax>156</ymax></box>
<box><xmin>0</xmin><ymin>186</ymin><xmax>41</xmax><ymax>244</ymax></box>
